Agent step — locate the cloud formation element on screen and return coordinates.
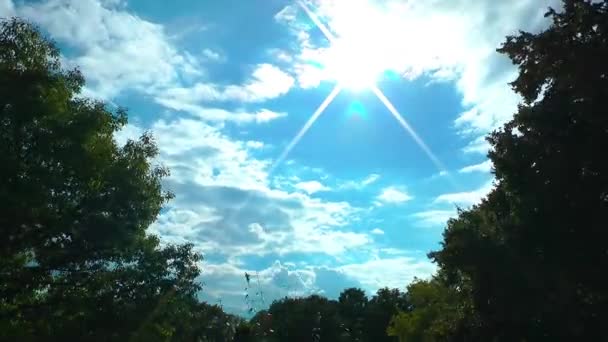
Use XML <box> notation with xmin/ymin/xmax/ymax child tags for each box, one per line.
<box><xmin>459</xmin><ymin>160</ymin><xmax>493</xmax><ymax>173</ymax></box>
<box><xmin>377</xmin><ymin>186</ymin><xmax>413</xmax><ymax>204</ymax></box>
<box><xmin>14</xmin><ymin>0</ymin><xmax>200</xmax><ymax>99</ymax></box>
<box><xmin>435</xmin><ymin>180</ymin><xmax>494</xmax><ymax>207</ymax></box>
<box><xmin>159</xmin><ymin>63</ymin><xmax>294</xmax><ymax>105</ymax></box>
<box><xmin>411</xmin><ymin>210</ymin><xmax>457</xmax><ymax>228</ymax></box>
<box><xmin>371</xmin><ymin>228</ymin><xmax>385</xmax><ymax>235</ymax></box>
<box><xmin>276</xmin><ymin>0</ymin><xmax>559</xmax><ymax>149</ymax></box>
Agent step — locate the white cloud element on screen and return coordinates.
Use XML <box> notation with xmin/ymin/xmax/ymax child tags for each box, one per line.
<box><xmin>377</xmin><ymin>186</ymin><xmax>413</xmax><ymax>204</ymax></box>
<box><xmin>362</xmin><ymin>173</ymin><xmax>381</xmax><ymax>186</ymax></box>
<box><xmin>339</xmin><ymin>257</ymin><xmax>436</xmax><ymax>291</ymax></box>
<box><xmin>274</xmin><ymin>4</ymin><xmax>298</xmax><ymax>24</ymax></box>
<box><xmin>113</xmin><ymin>123</ymin><xmax>143</xmax><ymax>147</ymax></box>
<box><xmin>159</xmin><ymin>63</ymin><xmax>294</xmax><ymax>105</ymax></box>
<box><xmin>154</xmin><ymin>99</ymin><xmax>287</xmax><ymax>124</ymax></box>
<box><xmin>339</xmin><ymin>173</ymin><xmax>381</xmax><ymax>190</ymax></box>
<box><xmin>268</xmin><ymin>48</ymin><xmax>294</xmax><ymax>63</ymax></box>
<box><xmin>15</xmin><ymin>0</ymin><xmax>201</xmax><ymax>99</ymax></box>
<box><xmin>411</xmin><ymin>209</ymin><xmax>457</xmax><ymax>227</ymax></box>
<box><xmin>379</xmin><ymin>248</ymin><xmax>409</xmax><ymax>256</ymax></box>
<box><xmin>254</xmin><ymin>108</ymin><xmax>287</xmax><ymax>123</ymax></box>
<box><xmin>14</xmin><ymin>0</ymin><xmax>292</xmax><ymax>126</ymax></box>
<box><xmin>370</xmin><ymin>228</ymin><xmax>384</xmax><ymax>235</ymax></box>
<box><xmin>463</xmin><ymin>135</ymin><xmax>491</xmax><ymax>154</ymax></box>
<box><xmin>118</xmin><ymin>117</ymin><xmax>371</xmax><ymax>258</ymax></box>
<box><xmin>277</xmin><ymin>0</ymin><xmax>560</xmax><ymax>149</ymax></box>
<box><xmin>198</xmin><ymin>260</ymin><xmax>362</xmax><ymax>316</ymax></box>
<box><xmin>294</xmin><ymin>180</ymin><xmax>330</xmax><ymax>195</ymax></box>
<box><xmin>459</xmin><ymin>159</ymin><xmax>493</xmax><ymax>173</ymax></box>
<box><xmin>435</xmin><ymin>180</ymin><xmax>494</xmax><ymax>207</ymax></box>
<box><xmin>245</xmin><ymin>140</ymin><xmax>265</xmax><ymax>149</ymax></box>
<box><xmin>201</xmin><ymin>48</ymin><xmax>222</xmax><ymax>61</ymax></box>
<box><xmin>198</xmin><ymin>255</ymin><xmax>434</xmax><ymax>316</ymax></box>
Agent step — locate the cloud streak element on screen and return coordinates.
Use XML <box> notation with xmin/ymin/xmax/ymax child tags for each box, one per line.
<box><xmin>435</xmin><ymin>180</ymin><xmax>494</xmax><ymax>207</ymax></box>
<box><xmin>459</xmin><ymin>160</ymin><xmax>493</xmax><ymax>173</ymax></box>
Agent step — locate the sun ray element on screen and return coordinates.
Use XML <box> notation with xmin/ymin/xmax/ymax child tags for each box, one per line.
<box><xmin>297</xmin><ymin>0</ymin><xmax>336</xmax><ymax>43</ymax></box>
<box><xmin>294</xmin><ymin>2</ymin><xmax>454</xmax><ymax>183</ymax></box>
<box><xmin>269</xmin><ymin>84</ymin><xmax>342</xmax><ymax>174</ymax></box>
<box><xmin>372</xmin><ymin>86</ymin><xmax>449</xmax><ymax>176</ymax></box>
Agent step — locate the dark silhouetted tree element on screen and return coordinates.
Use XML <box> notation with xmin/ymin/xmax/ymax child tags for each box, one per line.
<box><xmin>428</xmin><ymin>0</ymin><xmax>608</xmax><ymax>340</ymax></box>
<box><xmin>0</xmin><ymin>18</ymin><xmax>237</xmax><ymax>341</ymax></box>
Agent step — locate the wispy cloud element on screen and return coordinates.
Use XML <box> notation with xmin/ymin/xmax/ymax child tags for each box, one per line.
<box><xmin>153</xmin><ymin>100</ymin><xmax>287</xmax><ymax>124</ymax></box>
<box><xmin>13</xmin><ymin>0</ymin><xmax>293</xmax><ymax>126</ymax></box>
<box><xmin>201</xmin><ymin>48</ymin><xmax>223</xmax><ymax>62</ymax></box>
<box><xmin>463</xmin><ymin>136</ymin><xmax>491</xmax><ymax>155</ymax></box>
<box><xmin>15</xmin><ymin>0</ymin><xmax>201</xmax><ymax>99</ymax></box>
<box><xmin>459</xmin><ymin>160</ymin><xmax>493</xmax><ymax>173</ymax></box>
<box><xmin>160</xmin><ymin>63</ymin><xmax>294</xmax><ymax>105</ymax></box>
<box><xmin>377</xmin><ymin>186</ymin><xmax>413</xmax><ymax>204</ymax></box>
<box><xmin>294</xmin><ymin>180</ymin><xmax>330</xmax><ymax>195</ymax></box>
<box><xmin>411</xmin><ymin>209</ymin><xmax>457</xmax><ymax>228</ymax></box>
<box><xmin>435</xmin><ymin>180</ymin><xmax>494</xmax><ymax>207</ymax></box>
<box><xmin>276</xmin><ymin>0</ymin><xmax>558</xmax><ymax>151</ymax></box>
<box><xmin>339</xmin><ymin>173</ymin><xmax>381</xmax><ymax>190</ymax></box>
<box><xmin>339</xmin><ymin>257</ymin><xmax>436</xmax><ymax>291</ymax></box>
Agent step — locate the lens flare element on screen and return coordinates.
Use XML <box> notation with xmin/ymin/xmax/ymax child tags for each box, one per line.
<box><xmin>268</xmin><ymin>84</ymin><xmax>342</xmax><ymax>174</ymax></box>
<box><xmin>372</xmin><ymin>86</ymin><xmax>449</xmax><ymax>175</ymax></box>
<box><xmin>347</xmin><ymin>100</ymin><xmax>367</xmax><ymax>119</ymax></box>
<box><xmin>292</xmin><ymin>0</ymin><xmax>451</xmax><ymax>177</ymax></box>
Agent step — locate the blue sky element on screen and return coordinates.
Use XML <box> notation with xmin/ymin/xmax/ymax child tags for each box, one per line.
<box><xmin>1</xmin><ymin>0</ymin><xmax>559</xmax><ymax>315</ymax></box>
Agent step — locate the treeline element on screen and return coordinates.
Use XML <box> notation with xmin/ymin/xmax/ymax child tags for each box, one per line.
<box><xmin>386</xmin><ymin>0</ymin><xmax>608</xmax><ymax>340</ymax></box>
<box><xmin>2</xmin><ymin>0</ymin><xmax>607</xmax><ymax>340</ymax></box>
<box><xmin>243</xmin><ymin>287</ymin><xmax>408</xmax><ymax>341</ymax></box>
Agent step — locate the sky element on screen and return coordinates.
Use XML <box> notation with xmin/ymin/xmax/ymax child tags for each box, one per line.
<box><xmin>1</xmin><ymin>0</ymin><xmax>559</xmax><ymax>316</ymax></box>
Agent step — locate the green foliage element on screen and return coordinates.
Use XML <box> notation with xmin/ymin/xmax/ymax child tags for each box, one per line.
<box><xmin>0</xmin><ymin>18</ymin><xmax>238</xmax><ymax>341</ymax></box>
<box><xmin>247</xmin><ymin>288</ymin><xmax>409</xmax><ymax>342</ymax></box>
<box><xmin>414</xmin><ymin>0</ymin><xmax>608</xmax><ymax>340</ymax></box>
<box><xmin>387</xmin><ymin>276</ymin><xmax>477</xmax><ymax>342</ymax></box>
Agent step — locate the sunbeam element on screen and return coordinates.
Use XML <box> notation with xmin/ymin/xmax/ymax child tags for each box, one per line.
<box><xmin>296</xmin><ymin>1</ymin><xmax>451</xmax><ymax>178</ymax></box>
<box><xmin>372</xmin><ymin>86</ymin><xmax>449</xmax><ymax>176</ymax></box>
<box><xmin>269</xmin><ymin>84</ymin><xmax>342</xmax><ymax>174</ymax></box>
<box><xmin>297</xmin><ymin>0</ymin><xmax>336</xmax><ymax>43</ymax></box>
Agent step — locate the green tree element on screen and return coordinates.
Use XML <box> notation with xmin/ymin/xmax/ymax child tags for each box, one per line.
<box><xmin>387</xmin><ymin>277</ymin><xmax>476</xmax><ymax>342</ymax></box>
<box><xmin>250</xmin><ymin>295</ymin><xmax>343</xmax><ymax>342</ymax></box>
<box><xmin>338</xmin><ymin>288</ymin><xmax>368</xmax><ymax>341</ymax></box>
<box><xmin>430</xmin><ymin>0</ymin><xmax>608</xmax><ymax>339</ymax></box>
<box><xmin>0</xmin><ymin>18</ymin><xmax>231</xmax><ymax>341</ymax></box>
<box><xmin>363</xmin><ymin>288</ymin><xmax>409</xmax><ymax>342</ymax></box>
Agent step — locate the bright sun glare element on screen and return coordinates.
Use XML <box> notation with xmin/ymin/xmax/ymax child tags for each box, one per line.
<box><xmin>268</xmin><ymin>0</ymin><xmax>449</xmax><ymax>182</ymax></box>
<box><xmin>316</xmin><ymin>0</ymin><xmax>395</xmax><ymax>91</ymax></box>
<box><xmin>324</xmin><ymin>37</ymin><xmax>386</xmax><ymax>91</ymax></box>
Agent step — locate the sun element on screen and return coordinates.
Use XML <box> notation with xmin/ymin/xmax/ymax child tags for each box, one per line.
<box><xmin>312</xmin><ymin>0</ymin><xmax>396</xmax><ymax>92</ymax></box>
<box><xmin>324</xmin><ymin>37</ymin><xmax>386</xmax><ymax>91</ymax></box>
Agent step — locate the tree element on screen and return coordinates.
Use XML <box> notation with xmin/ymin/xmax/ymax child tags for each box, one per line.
<box><xmin>430</xmin><ymin>0</ymin><xmax>608</xmax><ymax>339</ymax></box>
<box><xmin>338</xmin><ymin>288</ymin><xmax>368</xmax><ymax>341</ymax></box>
<box><xmin>364</xmin><ymin>288</ymin><xmax>409</xmax><ymax>342</ymax></box>
<box><xmin>387</xmin><ymin>276</ymin><xmax>477</xmax><ymax>342</ymax></box>
<box><xmin>251</xmin><ymin>295</ymin><xmax>343</xmax><ymax>342</ymax></box>
<box><xmin>0</xmin><ymin>18</ymin><xmax>229</xmax><ymax>341</ymax></box>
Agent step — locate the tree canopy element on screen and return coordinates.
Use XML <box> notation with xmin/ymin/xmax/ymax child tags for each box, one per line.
<box><xmin>391</xmin><ymin>0</ymin><xmax>608</xmax><ymax>340</ymax></box>
<box><xmin>0</xmin><ymin>18</ymin><xmax>240</xmax><ymax>341</ymax></box>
